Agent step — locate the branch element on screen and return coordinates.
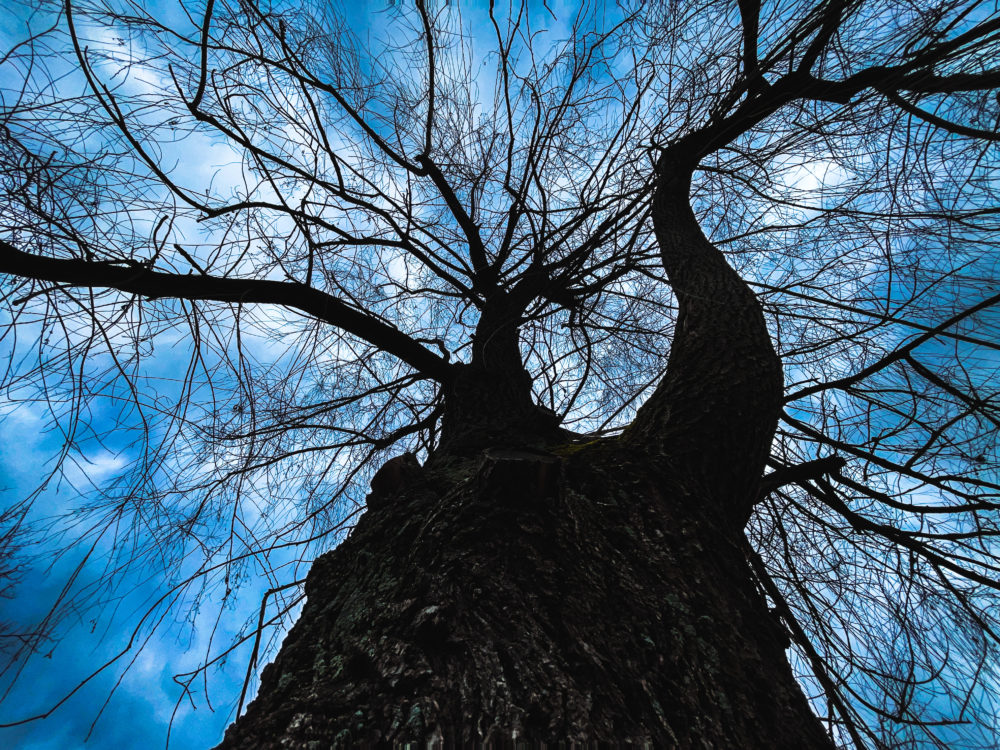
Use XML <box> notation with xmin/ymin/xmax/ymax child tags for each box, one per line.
<box><xmin>759</xmin><ymin>456</ymin><xmax>847</xmax><ymax>498</ymax></box>
<box><xmin>190</xmin><ymin>0</ymin><xmax>216</xmax><ymax>110</ymax></box>
<box><xmin>237</xmin><ymin>578</ymin><xmax>305</xmax><ymax>719</ymax></box>
<box><xmin>781</xmin><ymin>412</ymin><xmax>1000</xmax><ymax>498</ymax></box>
<box><xmin>785</xmin><ymin>290</ymin><xmax>1000</xmax><ymax>402</ymax></box>
<box><xmin>737</xmin><ymin>0</ymin><xmax>762</xmax><ymax>87</ymax></box>
<box><xmin>680</xmin><ymin>15</ymin><xmax>1000</xmax><ymax>161</ymax></box>
<box><xmin>797</xmin><ymin>0</ymin><xmax>849</xmax><ymax>73</ymax></box>
<box><xmin>415</xmin><ymin>155</ymin><xmax>494</xmax><ymax>291</ymax></box>
<box><xmin>750</xmin><ymin>281</ymin><xmax>1000</xmax><ymax>353</ymax></box>
<box><xmin>899</xmin><ymin>68</ymin><xmax>1000</xmax><ymax>94</ymax></box>
<box><xmin>804</xmin><ymin>476</ymin><xmax>1000</xmax><ymax>591</ymax></box>
<box><xmin>882</xmin><ymin>88</ymin><xmax>1000</xmax><ymax>141</ymax></box>
<box><xmin>745</xmin><ymin>543</ymin><xmax>868</xmax><ymax>750</ymax></box>
<box><xmin>0</xmin><ymin>239</ymin><xmax>454</xmax><ymax>383</ymax></box>
<box><xmin>415</xmin><ymin>0</ymin><xmax>435</xmax><ymax>158</ymax></box>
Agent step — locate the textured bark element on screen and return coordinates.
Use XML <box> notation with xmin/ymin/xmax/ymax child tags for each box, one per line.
<box><xmin>216</xmin><ymin>445</ymin><xmax>831</xmax><ymax>748</ymax></box>
<box><xmin>625</xmin><ymin>152</ymin><xmax>784</xmax><ymax>523</ymax></box>
<box><xmin>437</xmin><ymin>363</ymin><xmax>565</xmax><ymax>455</ymax></box>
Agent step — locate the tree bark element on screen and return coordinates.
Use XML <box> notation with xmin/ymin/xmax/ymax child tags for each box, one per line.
<box><xmin>216</xmin><ymin>444</ymin><xmax>831</xmax><ymax>747</ymax></box>
<box><xmin>215</xmin><ymin>160</ymin><xmax>829</xmax><ymax>747</ymax></box>
<box><xmin>625</xmin><ymin>151</ymin><xmax>783</xmax><ymax>523</ymax></box>
<box><xmin>437</xmin><ymin>290</ymin><xmax>566</xmax><ymax>454</ymax></box>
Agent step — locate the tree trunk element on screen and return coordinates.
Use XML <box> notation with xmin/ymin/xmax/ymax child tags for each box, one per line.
<box><xmin>215</xmin><ymin>443</ymin><xmax>831</xmax><ymax>747</ymax></box>
<box><xmin>437</xmin><ymin>292</ymin><xmax>566</xmax><ymax>455</ymax></box>
<box><xmin>215</xmin><ymin>159</ymin><xmax>829</xmax><ymax>747</ymax></box>
<box><xmin>625</xmin><ymin>151</ymin><xmax>784</xmax><ymax>524</ymax></box>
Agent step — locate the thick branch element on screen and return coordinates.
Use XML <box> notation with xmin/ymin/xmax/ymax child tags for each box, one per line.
<box><xmin>759</xmin><ymin>456</ymin><xmax>847</xmax><ymax>499</ymax></box>
<box><xmin>679</xmin><ymin>16</ymin><xmax>1000</xmax><ymax>162</ymax></box>
<box><xmin>0</xmin><ymin>239</ymin><xmax>454</xmax><ymax>383</ymax></box>
<box><xmin>882</xmin><ymin>89</ymin><xmax>1000</xmax><ymax>141</ymax></box>
<box><xmin>415</xmin><ymin>156</ymin><xmax>494</xmax><ymax>292</ymax></box>
<box><xmin>898</xmin><ymin>68</ymin><xmax>1000</xmax><ymax>94</ymax></box>
<box><xmin>626</xmin><ymin>153</ymin><xmax>783</xmax><ymax>515</ymax></box>
<box><xmin>797</xmin><ymin>0</ymin><xmax>849</xmax><ymax>73</ymax></box>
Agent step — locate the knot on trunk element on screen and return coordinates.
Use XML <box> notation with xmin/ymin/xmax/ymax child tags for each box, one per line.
<box><xmin>367</xmin><ymin>452</ymin><xmax>422</xmax><ymax>510</ymax></box>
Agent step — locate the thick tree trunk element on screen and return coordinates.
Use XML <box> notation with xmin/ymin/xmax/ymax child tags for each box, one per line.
<box><xmin>216</xmin><ymin>160</ymin><xmax>827</xmax><ymax>747</ymax></box>
<box><xmin>216</xmin><ymin>443</ymin><xmax>830</xmax><ymax>747</ymax></box>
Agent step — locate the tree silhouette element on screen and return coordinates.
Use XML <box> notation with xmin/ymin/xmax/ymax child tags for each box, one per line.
<box><xmin>1</xmin><ymin>0</ymin><xmax>999</xmax><ymax>746</ymax></box>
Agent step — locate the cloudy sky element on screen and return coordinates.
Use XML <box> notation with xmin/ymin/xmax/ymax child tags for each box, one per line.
<box><xmin>0</xmin><ymin>0</ymin><xmax>298</xmax><ymax>745</ymax></box>
<box><xmin>2</xmin><ymin>0</ymin><xmax>998</xmax><ymax>747</ymax></box>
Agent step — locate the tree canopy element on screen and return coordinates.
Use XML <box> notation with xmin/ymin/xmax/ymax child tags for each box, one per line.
<box><xmin>1</xmin><ymin>0</ymin><xmax>999</xmax><ymax>745</ymax></box>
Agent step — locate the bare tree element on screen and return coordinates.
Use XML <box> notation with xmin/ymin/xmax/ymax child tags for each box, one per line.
<box><xmin>1</xmin><ymin>0</ymin><xmax>999</xmax><ymax>745</ymax></box>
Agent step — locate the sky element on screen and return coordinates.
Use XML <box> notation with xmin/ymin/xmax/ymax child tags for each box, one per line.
<box><xmin>0</xmin><ymin>1</ymin><xmax>303</xmax><ymax>747</ymax></box>
<box><xmin>1</xmin><ymin>0</ymin><xmax>999</xmax><ymax>748</ymax></box>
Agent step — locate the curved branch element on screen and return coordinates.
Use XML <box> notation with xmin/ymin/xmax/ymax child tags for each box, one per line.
<box><xmin>415</xmin><ymin>155</ymin><xmax>493</xmax><ymax>291</ymax></box>
<box><xmin>0</xmin><ymin>239</ymin><xmax>454</xmax><ymax>383</ymax></box>
<box><xmin>626</xmin><ymin>150</ymin><xmax>783</xmax><ymax>516</ymax></box>
<box><xmin>676</xmin><ymin>16</ymin><xmax>1000</xmax><ymax>163</ymax></box>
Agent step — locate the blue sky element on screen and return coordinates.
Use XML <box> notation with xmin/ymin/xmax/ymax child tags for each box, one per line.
<box><xmin>0</xmin><ymin>351</ymin><xmax>257</xmax><ymax>747</ymax></box>
<box><xmin>1</xmin><ymin>0</ymin><xmax>999</xmax><ymax>748</ymax></box>
<box><xmin>0</xmin><ymin>1</ymin><xmax>303</xmax><ymax>745</ymax></box>
<box><xmin>0</xmin><ymin>444</ymin><xmax>215</xmax><ymax>747</ymax></box>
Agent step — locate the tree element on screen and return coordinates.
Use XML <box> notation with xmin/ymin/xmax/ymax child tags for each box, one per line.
<box><xmin>1</xmin><ymin>0</ymin><xmax>999</xmax><ymax>745</ymax></box>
